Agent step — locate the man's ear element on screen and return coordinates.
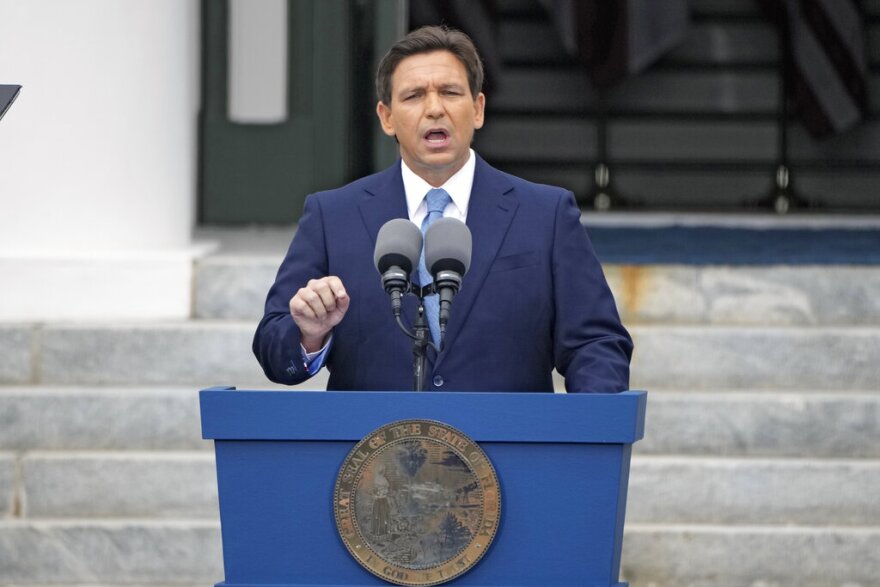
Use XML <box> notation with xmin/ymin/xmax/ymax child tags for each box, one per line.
<box><xmin>376</xmin><ymin>101</ymin><xmax>396</xmax><ymax>137</ymax></box>
<box><xmin>473</xmin><ymin>92</ymin><xmax>486</xmax><ymax>130</ymax></box>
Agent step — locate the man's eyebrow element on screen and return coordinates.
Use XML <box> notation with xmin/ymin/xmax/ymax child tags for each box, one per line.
<box><xmin>395</xmin><ymin>80</ymin><xmax>465</xmax><ymax>97</ymax></box>
<box><xmin>396</xmin><ymin>83</ymin><xmax>426</xmax><ymax>95</ymax></box>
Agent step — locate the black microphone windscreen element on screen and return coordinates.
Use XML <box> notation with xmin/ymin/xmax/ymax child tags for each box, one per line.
<box><xmin>425</xmin><ymin>217</ymin><xmax>472</xmax><ymax>276</ymax></box>
<box><xmin>374</xmin><ymin>218</ymin><xmax>423</xmax><ymax>274</ymax></box>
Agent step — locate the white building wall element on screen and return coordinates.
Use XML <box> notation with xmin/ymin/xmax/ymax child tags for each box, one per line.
<box><xmin>0</xmin><ymin>0</ymin><xmax>203</xmax><ymax>321</ymax></box>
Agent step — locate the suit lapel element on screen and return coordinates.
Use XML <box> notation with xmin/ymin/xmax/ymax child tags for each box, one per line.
<box><xmin>357</xmin><ymin>162</ymin><xmax>421</xmax><ymax>331</ymax></box>
<box><xmin>436</xmin><ymin>157</ymin><xmax>518</xmax><ymax>366</ymax></box>
<box><xmin>358</xmin><ymin>162</ymin><xmax>408</xmax><ymax>245</ymax></box>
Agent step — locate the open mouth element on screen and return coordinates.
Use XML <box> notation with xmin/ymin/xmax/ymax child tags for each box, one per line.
<box><xmin>424</xmin><ymin>129</ymin><xmax>450</xmax><ymax>145</ymax></box>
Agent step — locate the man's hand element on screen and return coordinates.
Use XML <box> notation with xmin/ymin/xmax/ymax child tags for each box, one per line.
<box><xmin>289</xmin><ymin>276</ymin><xmax>350</xmax><ymax>353</ymax></box>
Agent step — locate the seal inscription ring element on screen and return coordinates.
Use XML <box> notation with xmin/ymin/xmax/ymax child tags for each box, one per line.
<box><xmin>334</xmin><ymin>419</ymin><xmax>501</xmax><ymax>586</ymax></box>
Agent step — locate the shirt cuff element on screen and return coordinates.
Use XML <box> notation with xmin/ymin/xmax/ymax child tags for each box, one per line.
<box><xmin>301</xmin><ymin>335</ymin><xmax>332</xmax><ymax>376</ymax></box>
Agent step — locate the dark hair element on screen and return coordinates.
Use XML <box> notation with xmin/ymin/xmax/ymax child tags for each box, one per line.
<box><xmin>376</xmin><ymin>25</ymin><xmax>484</xmax><ymax>105</ymax></box>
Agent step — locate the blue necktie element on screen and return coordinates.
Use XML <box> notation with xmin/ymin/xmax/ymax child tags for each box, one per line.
<box><xmin>418</xmin><ymin>188</ymin><xmax>452</xmax><ymax>346</ymax></box>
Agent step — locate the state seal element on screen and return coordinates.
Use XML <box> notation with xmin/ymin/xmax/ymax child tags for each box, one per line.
<box><xmin>333</xmin><ymin>419</ymin><xmax>501</xmax><ymax>586</ymax></box>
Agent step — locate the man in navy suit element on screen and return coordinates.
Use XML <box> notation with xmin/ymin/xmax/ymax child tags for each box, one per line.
<box><xmin>254</xmin><ymin>26</ymin><xmax>632</xmax><ymax>393</ymax></box>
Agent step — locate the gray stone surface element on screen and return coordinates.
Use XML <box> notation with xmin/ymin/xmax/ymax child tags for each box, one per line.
<box><xmin>0</xmin><ymin>520</ymin><xmax>222</xmax><ymax>584</ymax></box>
<box><xmin>194</xmin><ymin>226</ymin><xmax>292</xmax><ymax>256</ymax></box>
<box><xmin>701</xmin><ymin>266</ymin><xmax>880</xmax><ymax>326</ymax></box>
<box><xmin>0</xmin><ymin>387</ymin><xmax>207</xmax><ymax>451</ymax></box>
<box><xmin>22</xmin><ymin>453</ymin><xmax>217</xmax><ymax>518</ymax></box>
<box><xmin>2</xmin><ymin>387</ymin><xmax>873</xmax><ymax>456</ymax></box>
<box><xmin>0</xmin><ymin>453</ymin><xmax>16</xmax><ymax>517</ymax></box>
<box><xmin>194</xmin><ymin>257</ymin><xmax>277</xmax><ymax>320</ymax></box>
<box><xmin>40</xmin><ymin>322</ymin><xmax>267</xmax><ymax>385</ymax></box>
<box><xmin>6</xmin><ymin>520</ymin><xmax>874</xmax><ymax>587</ymax></box>
<box><xmin>630</xmin><ymin>325</ymin><xmax>880</xmax><ymax>390</ymax></box>
<box><xmin>698</xmin><ymin>266</ymin><xmax>832</xmax><ymax>325</ymax></box>
<box><xmin>199</xmin><ymin>257</ymin><xmax>880</xmax><ymax>326</ymax></box>
<box><xmin>637</xmin><ymin>391</ymin><xmax>880</xmax><ymax>458</ymax></box>
<box><xmin>606</xmin><ymin>266</ymin><xmax>706</xmax><ymax>325</ymax></box>
<box><xmin>0</xmin><ymin>325</ymin><xmax>34</xmax><ymax>384</ymax></box>
<box><xmin>621</xmin><ymin>524</ymin><xmax>880</xmax><ymax>587</ymax></box>
<box><xmin>605</xmin><ymin>265</ymin><xmax>880</xmax><ymax>326</ymax></box>
<box><xmin>628</xmin><ymin>456</ymin><xmax>880</xmax><ymax>525</ymax></box>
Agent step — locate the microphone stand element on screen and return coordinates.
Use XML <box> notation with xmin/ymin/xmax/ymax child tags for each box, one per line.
<box><xmin>389</xmin><ymin>283</ymin><xmax>438</xmax><ymax>392</ymax></box>
<box><xmin>412</xmin><ymin>296</ymin><xmax>432</xmax><ymax>392</ymax></box>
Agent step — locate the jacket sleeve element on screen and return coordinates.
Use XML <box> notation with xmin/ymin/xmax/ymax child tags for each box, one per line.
<box><xmin>551</xmin><ymin>191</ymin><xmax>633</xmax><ymax>392</ymax></box>
<box><xmin>252</xmin><ymin>195</ymin><xmax>329</xmax><ymax>385</ymax></box>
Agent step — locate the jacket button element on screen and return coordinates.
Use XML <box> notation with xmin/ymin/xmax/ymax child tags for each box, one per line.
<box><xmin>433</xmin><ymin>375</ymin><xmax>444</xmax><ymax>387</ymax></box>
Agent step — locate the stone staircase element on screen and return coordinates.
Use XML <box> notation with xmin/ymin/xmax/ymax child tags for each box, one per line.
<box><xmin>1</xmin><ymin>225</ymin><xmax>879</xmax><ymax>586</ymax></box>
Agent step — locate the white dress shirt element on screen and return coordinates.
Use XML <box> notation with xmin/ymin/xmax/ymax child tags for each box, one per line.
<box><xmin>401</xmin><ymin>148</ymin><xmax>476</xmax><ymax>224</ymax></box>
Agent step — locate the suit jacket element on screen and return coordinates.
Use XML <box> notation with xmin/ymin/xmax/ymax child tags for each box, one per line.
<box><xmin>253</xmin><ymin>155</ymin><xmax>632</xmax><ymax>392</ymax></box>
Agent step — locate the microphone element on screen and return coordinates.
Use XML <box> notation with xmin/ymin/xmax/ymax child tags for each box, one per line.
<box><xmin>424</xmin><ymin>218</ymin><xmax>472</xmax><ymax>337</ymax></box>
<box><xmin>373</xmin><ymin>219</ymin><xmax>423</xmax><ymax>315</ymax></box>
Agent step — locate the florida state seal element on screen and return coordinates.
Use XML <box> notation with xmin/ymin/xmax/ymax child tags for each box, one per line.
<box><xmin>334</xmin><ymin>420</ymin><xmax>501</xmax><ymax>586</ymax></box>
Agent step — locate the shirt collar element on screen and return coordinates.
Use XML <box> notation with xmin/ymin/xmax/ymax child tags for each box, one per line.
<box><xmin>401</xmin><ymin>149</ymin><xmax>475</xmax><ymax>219</ymax></box>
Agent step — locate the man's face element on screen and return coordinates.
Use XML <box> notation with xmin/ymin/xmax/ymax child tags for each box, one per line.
<box><xmin>376</xmin><ymin>50</ymin><xmax>485</xmax><ymax>186</ymax></box>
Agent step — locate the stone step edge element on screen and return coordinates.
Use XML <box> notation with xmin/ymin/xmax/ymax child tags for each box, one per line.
<box><xmin>0</xmin><ymin>384</ymin><xmax>292</xmax><ymax>394</ymax></box>
<box><xmin>199</xmin><ymin>250</ymin><xmax>880</xmax><ymax>260</ymax></box>
<box><xmin>625</xmin><ymin>523</ymin><xmax>880</xmax><ymax>534</ymax></box>
<box><xmin>0</xmin><ymin>381</ymin><xmax>880</xmax><ymax>392</ymax></box>
<box><xmin>631</xmin><ymin>455</ymin><xmax>880</xmax><ymax>465</ymax></box>
<box><xmin>7</xmin><ymin>450</ymin><xmax>880</xmax><ymax>465</ymax></box>
<box><xmin>629</xmin><ymin>389</ymin><xmax>880</xmax><ymax>398</ymax></box>
<box><xmin>6</xmin><ymin>321</ymin><xmax>880</xmax><ymax>334</ymax></box>
<box><xmin>0</xmin><ymin>519</ymin><xmax>218</xmax><ymax>528</ymax></box>
<box><xmin>14</xmin><ymin>321</ymin><xmax>880</xmax><ymax>332</ymax></box>
<box><xmin>8</xmin><ymin>450</ymin><xmax>213</xmax><ymax>458</ymax></box>
<box><xmin>194</xmin><ymin>257</ymin><xmax>880</xmax><ymax>327</ymax></box>
<box><xmin>0</xmin><ymin>385</ymin><xmax>204</xmax><ymax>394</ymax></box>
<box><xmin>1</xmin><ymin>519</ymin><xmax>878</xmax><ymax>533</ymax></box>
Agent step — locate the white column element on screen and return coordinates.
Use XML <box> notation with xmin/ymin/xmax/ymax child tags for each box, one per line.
<box><xmin>0</xmin><ymin>0</ymin><xmax>204</xmax><ymax>321</ymax></box>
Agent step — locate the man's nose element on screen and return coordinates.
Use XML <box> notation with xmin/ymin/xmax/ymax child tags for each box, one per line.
<box><xmin>425</xmin><ymin>91</ymin><xmax>443</xmax><ymax>117</ymax></box>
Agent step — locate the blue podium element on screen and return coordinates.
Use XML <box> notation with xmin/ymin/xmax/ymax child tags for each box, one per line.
<box><xmin>200</xmin><ymin>388</ymin><xmax>647</xmax><ymax>587</ymax></box>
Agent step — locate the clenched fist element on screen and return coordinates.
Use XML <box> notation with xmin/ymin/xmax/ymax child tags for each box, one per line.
<box><xmin>289</xmin><ymin>276</ymin><xmax>350</xmax><ymax>352</ymax></box>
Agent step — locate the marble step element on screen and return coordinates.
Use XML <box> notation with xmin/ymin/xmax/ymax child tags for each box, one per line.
<box><xmin>0</xmin><ymin>520</ymin><xmax>222</xmax><ymax>585</ymax></box>
<box><xmin>15</xmin><ymin>452</ymin><xmax>218</xmax><ymax>519</ymax></box>
<box><xmin>0</xmin><ymin>387</ymin><xmax>210</xmax><ymax>452</ymax></box>
<box><xmin>627</xmin><ymin>456</ymin><xmax>880</xmax><ymax>526</ymax></box>
<box><xmin>0</xmin><ymin>322</ymin><xmax>268</xmax><ymax>386</ymax></box>
<box><xmin>195</xmin><ymin>252</ymin><xmax>880</xmax><ymax>326</ymax></box>
<box><xmin>0</xmin><ymin>519</ymin><xmax>876</xmax><ymax>586</ymax></box>
<box><xmin>6</xmin><ymin>451</ymin><xmax>878</xmax><ymax>526</ymax></box>
<box><xmin>635</xmin><ymin>390</ymin><xmax>880</xmax><ymax>458</ymax></box>
<box><xmin>621</xmin><ymin>524</ymin><xmax>880</xmax><ymax>587</ymax></box>
<box><xmin>630</xmin><ymin>325</ymin><xmax>880</xmax><ymax>391</ymax></box>
<box><xmin>3</xmin><ymin>321</ymin><xmax>877</xmax><ymax>389</ymax></box>
<box><xmin>1</xmin><ymin>387</ymin><xmax>877</xmax><ymax>457</ymax></box>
